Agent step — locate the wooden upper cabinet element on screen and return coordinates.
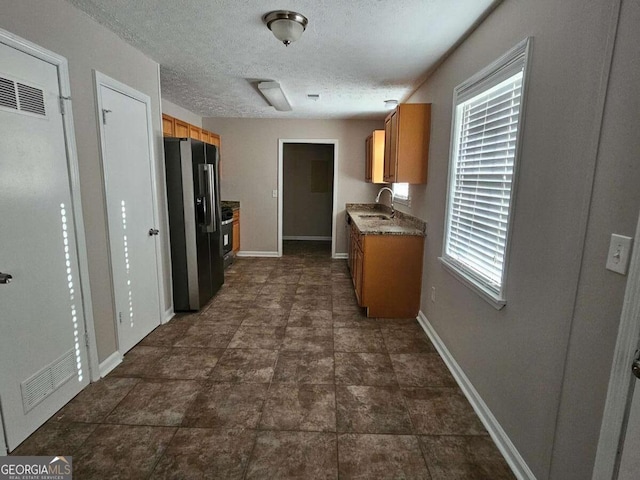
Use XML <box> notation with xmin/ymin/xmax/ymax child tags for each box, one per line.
<box><xmin>189</xmin><ymin>125</ymin><xmax>202</xmax><ymax>141</ymax></box>
<box><xmin>162</xmin><ymin>114</ymin><xmax>175</xmax><ymax>137</ymax></box>
<box><xmin>161</xmin><ymin>113</ymin><xmax>221</xmax><ymax>147</ymax></box>
<box><xmin>174</xmin><ymin>118</ymin><xmax>189</xmax><ymax>138</ymax></box>
<box><xmin>366</xmin><ymin>130</ymin><xmax>385</xmax><ymax>184</ymax></box>
<box><xmin>383</xmin><ymin>103</ymin><xmax>431</xmax><ymax>184</ymax></box>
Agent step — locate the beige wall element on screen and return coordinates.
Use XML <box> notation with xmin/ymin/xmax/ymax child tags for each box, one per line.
<box><xmin>402</xmin><ymin>0</ymin><xmax>639</xmax><ymax>477</ymax></box>
<box><xmin>1</xmin><ymin>0</ymin><xmax>171</xmax><ymax>363</ymax></box>
<box><xmin>202</xmin><ymin>118</ymin><xmax>382</xmax><ymax>254</ymax></box>
<box><xmin>283</xmin><ymin>143</ymin><xmax>334</xmax><ymax>239</ymax></box>
<box><xmin>162</xmin><ymin>98</ymin><xmax>202</xmax><ymax>127</ymax></box>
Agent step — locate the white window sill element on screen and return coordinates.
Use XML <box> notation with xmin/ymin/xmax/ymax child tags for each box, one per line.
<box><xmin>438</xmin><ymin>257</ymin><xmax>506</xmax><ymax>310</ymax></box>
<box><xmin>394</xmin><ymin>196</ymin><xmax>410</xmax><ymax>207</ymax></box>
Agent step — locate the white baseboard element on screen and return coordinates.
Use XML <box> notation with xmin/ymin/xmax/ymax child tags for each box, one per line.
<box><xmin>237</xmin><ymin>251</ymin><xmax>280</xmax><ymax>258</ymax></box>
<box><xmin>283</xmin><ymin>236</ymin><xmax>332</xmax><ymax>241</ymax></box>
<box><xmin>333</xmin><ymin>253</ymin><xmax>348</xmax><ymax>259</ymax></box>
<box><xmin>99</xmin><ymin>351</ymin><xmax>123</xmax><ymax>378</ymax></box>
<box><xmin>417</xmin><ymin>311</ymin><xmax>536</xmax><ymax>480</ymax></box>
<box><xmin>162</xmin><ymin>307</ymin><xmax>175</xmax><ymax>324</ymax></box>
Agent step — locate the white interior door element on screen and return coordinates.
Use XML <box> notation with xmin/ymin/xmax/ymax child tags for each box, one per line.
<box><xmin>96</xmin><ymin>74</ymin><xmax>161</xmax><ymax>354</ymax></box>
<box><xmin>0</xmin><ymin>41</ymin><xmax>89</xmax><ymax>451</ymax></box>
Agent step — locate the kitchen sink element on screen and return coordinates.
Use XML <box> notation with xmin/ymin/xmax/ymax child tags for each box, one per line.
<box><xmin>358</xmin><ymin>214</ymin><xmax>391</xmax><ymax>220</ymax></box>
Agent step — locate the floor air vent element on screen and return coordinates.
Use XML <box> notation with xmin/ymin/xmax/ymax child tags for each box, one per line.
<box><xmin>21</xmin><ymin>349</ymin><xmax>76</xmax><ymax>413</ymax></box>
<box><xmin>0</xmin><ymin>75</ymin><xmax>46</xmax><ymax>117</ymax></box>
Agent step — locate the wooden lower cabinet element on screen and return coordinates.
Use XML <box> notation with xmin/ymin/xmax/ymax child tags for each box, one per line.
<box><xmin>232</xmin><ymin>209</ymin><xmax>240</xmax><ymax>254</ymax></box>
<box><xmin>349</xmin><ymin>223</ymin><xmax>424</xmax><ymax>318</ymax></box>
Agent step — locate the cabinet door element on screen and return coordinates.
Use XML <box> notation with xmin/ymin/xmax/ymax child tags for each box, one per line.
<box><xmin>210</xmin><ymin>133</ymin><xmax>221</xmax><ymax>148</ymax></box>
<box><xmin>386</xmin><ymin>112</ymin><xmax>398</xmax><ymax>183</ymax></box>
<box><xmin>201</xmin><ymin>130</ymin><xmax>211</xmax><ymax>144</ymax></box>
<box><xmin>162</xmin><ymin>114</ymin><xmax>175</xmax><ymax>137</ymax></box>
<box><xmin>365</xmin><ymin>134</ymin><xmax>372</xmax><ymax>182</ymax></box>
<box><xmin>371</xmin><ymin>130</ymin><xmax>385</xmax><ymax>184</ymax></box>
<box><xmin>354</xmin><ymin>241</ymin><xmax>364</xmax><ymax>304</ymax></box>
<box><xmin>383</xmin><ymin>113</ymin><xmax>397</xmax><ymax>182</ymax></box>
<box><xmin>174</xmin><ymin>119</ymin><xmax>189</xmax><ymax>138</ymax></box>
<box><xmin>232</xmin><ymin>210</ymin><xmax>240</xmax><ymax>253</ymax></box>
<box><xmin>189</xmin><ymin>125</ymin><xmax>201</xmax><ymax>140</ymax></box>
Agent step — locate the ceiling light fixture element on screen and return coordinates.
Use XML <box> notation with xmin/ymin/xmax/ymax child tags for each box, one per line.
<box><xmin>258</xmin><ymin>81</ymin><xmax>292</xmax><ymax>111</ymax></box>
<box><xmin>263</xmin><ymin>10</ymin><xmax>308</xmax><ymax>46</ymax></box>
<box><xmin>384</xmin><ymin>99</ymin><xmax>399</xmax><ymax>109</ymax></box>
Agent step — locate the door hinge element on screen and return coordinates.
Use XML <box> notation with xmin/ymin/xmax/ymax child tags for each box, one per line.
<box><xmin>118</xmin><ymin>311</ymin><xmax>123</xmax><ymax>324</ymax></box>
<box><xmin>59</xmin><ymin>96</ymin><xmax>71</xmax><ymax>115</ymax></box>
<box><xmin>84</xmin><ymin>332</ymin><xmax>90</xmax><ymax>349</ymax></box>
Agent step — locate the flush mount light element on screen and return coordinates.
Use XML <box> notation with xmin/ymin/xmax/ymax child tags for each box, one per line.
<box><xmin>263</xmin><ymin>10</ymin><xmax>308</xmax><ymax>46</ymax></box>
<box><xmin>384</xmin><ymin>99</ymin><xmax>399</xmax><ymax>109</ymax></box>
<box><xmin>258</xmin><ymin>81</ymin><xmax>292</xmax><ymax>111</ymax></box>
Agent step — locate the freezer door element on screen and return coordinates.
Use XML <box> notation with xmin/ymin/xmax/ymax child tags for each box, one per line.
<box><xmin>205</xmin><ymin>143</ymin><xmax>224</xmax><ymax>296</ymax></box>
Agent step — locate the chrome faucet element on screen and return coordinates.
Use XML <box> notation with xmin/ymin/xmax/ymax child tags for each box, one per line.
<box><xmin>375</xmin><ymin>186</ymin><xmax>395</xmax><ymax>217</ymax></box>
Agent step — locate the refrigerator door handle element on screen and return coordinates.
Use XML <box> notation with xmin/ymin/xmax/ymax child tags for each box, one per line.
<box><xmin>203</xmin><ymin>163</ymin><xmax>217</xmax><ymax>233</ymax></box>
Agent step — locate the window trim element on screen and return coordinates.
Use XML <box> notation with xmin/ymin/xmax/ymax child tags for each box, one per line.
<box><xmin>439</xmin><ymin>37</ymin><xmax>533</xmax><ymax>310</ymax></box>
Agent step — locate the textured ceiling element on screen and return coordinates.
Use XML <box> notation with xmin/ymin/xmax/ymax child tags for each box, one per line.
<box><xmin>67</xmin><ymin>0</ymin><xmax>498</xmax><ymax>119</ymax></box>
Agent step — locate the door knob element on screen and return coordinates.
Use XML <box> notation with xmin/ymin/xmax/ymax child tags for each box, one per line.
<box><xmin>0</xmin><ymin>272</ymin><xmax>13</xmax><ymax>284</ymax></box>
<box><xmin>148</xmin><ymin>228</ymin><xmax>159</xmax><ymax>236</ymax></box>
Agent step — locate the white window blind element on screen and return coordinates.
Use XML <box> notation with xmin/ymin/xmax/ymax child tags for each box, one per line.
<box><xmin>441</xmin><ymin>38</ymin><xmax>531</xmax><ymax>307</ymax></box>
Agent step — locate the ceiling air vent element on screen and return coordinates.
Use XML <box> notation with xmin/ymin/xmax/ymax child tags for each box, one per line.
<box><xmin>0</xmin><ymin>76</ymin><xmax>18</xmax><ymax>110</ymax></box>
<box><xmin>17</xmin><ymin>82</ymin><xmax>46</xmax><ymax>116</ymax></box>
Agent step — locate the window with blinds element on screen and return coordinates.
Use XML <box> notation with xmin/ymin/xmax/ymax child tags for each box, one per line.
<box><xmin>441</xmin><ymin>38</ymin><xmax>531</xmax><ymax>308</ymax></box>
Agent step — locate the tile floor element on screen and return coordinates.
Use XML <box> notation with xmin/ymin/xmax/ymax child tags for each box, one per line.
<box><xmin>12</xmin><ymin>241</ymin><xmax>515</xmax><ymax>479</ymax></box>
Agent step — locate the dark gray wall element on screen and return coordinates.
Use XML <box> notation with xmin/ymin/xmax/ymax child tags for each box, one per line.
<box><xmin>283</xmin><ymin>143</ymin><xmax>334</xmax><ymax>239</ymax></box>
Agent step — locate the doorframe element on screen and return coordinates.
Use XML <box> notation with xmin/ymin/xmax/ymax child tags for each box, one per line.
<box><xmin>277</xmin><ymin>139</ymin><xmax>339</xmax><ymax>257</ymax></box>
<box><xmin>593</xmin><ymin>208</ymin><xmax>640</xmax><ymax>478</ymax></box>
<box><xmin>0</xmin><ymin>28</ymin><xmax>99</xmax><ymax>388</ymax></box>
<box><xmin>93</xmin><ymin>71</ymin><xmax>165</xmax><ymax>355</ymax></box>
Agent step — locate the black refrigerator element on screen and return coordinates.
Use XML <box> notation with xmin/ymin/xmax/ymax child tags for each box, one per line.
<box><xmin>164</xmin><ymin>138</ymin><xmax>224</xmax><ymax>311</ymax></box>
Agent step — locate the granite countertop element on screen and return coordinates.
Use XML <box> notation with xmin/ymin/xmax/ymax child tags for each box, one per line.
<box><xmin>221</xmin><ymin>200</ymin><xmax>240</xmax><ymax>210</ymax></box>
<box><xmin>346</xmin><ymin>203</ymin><xmax>426</xmax><ymax>236</ymax></box>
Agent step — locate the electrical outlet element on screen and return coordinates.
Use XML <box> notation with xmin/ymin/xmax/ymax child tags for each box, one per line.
<box><xmin>431</xmin><ymin>286</ymin><xmax>436</xmax><ymax>303</ymax></box>
<box><xmin>272</xmin><ymin>190</ymin><xmax>278</xmax><ymax>198</ymax></box>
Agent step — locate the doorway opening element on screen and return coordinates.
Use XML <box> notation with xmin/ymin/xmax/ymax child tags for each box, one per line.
<box><xmin>278</xmin><ymin>139</ymin><xmax>338</xmax><ymax>258</ymax></box>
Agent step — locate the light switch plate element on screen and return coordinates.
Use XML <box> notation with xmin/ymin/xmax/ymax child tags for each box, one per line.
<box><xmin>272</xmin><ymin>190</ymin><xmax>278</xmax><ymax>198</ymax></box>
<box><xmin>606</xmin><ymin>234</ymin><xmax>633</xmax><ymax>275</ymax></box>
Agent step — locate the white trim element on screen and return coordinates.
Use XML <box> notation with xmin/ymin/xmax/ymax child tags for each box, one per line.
<box><xmin>0</xmin><ymin>28</ymin><xmax>99</xmax><ymax>383</ymax></box>
<box><xmin>93</xmin><ymin>71</ymin><xmax>165</xmax><ymax>353</ymax></box>
<box><xmin>593</xmin><ymin>212</ymin><xmax>640</xmax><ymax>477</ymax></box>
<box><xmin>0</xmin><ymin>408</ymin><xmax>6</xmax><ymax>456</ymax></box>
<box><xmin>283</xmin><ymin>236</ymin><xmax>332</xmax><ymax>241</ymax></box>
<box><xmin>98</xmin><ymin>351</ymin><xmax>123</xmax><ymax>378</ymax></box>
<box><xmin>417</xmin><ymin>311</ymin><xmax>536</xmax><ymax>480</ymax></box>
<box><xmin>439</xmin><ymin>257</ymin><xmax>506</xmax><ymax>310</ymax></box>
<box><xmin>333</xmin><ymin>253</ymin><xmax>348</xmax><ymax>260</ymax></box>
<box><xmin>278</xmin><ymin>139</ymin><xmax>339</xmax><ymax>258</ymax></box>
<box><xmin>162</xmin><ymin>308</ymin><xmax>175</xmax><ymax>325</ymax></box>
<box><xmin>155</xmin><ymin>64</ymin><xmax>174</xmax><ymax>322</ymax></box>
<box><xmin>236</xmin><ymin>251</ymin><xmax>280</xmax><ymax>258</ymax></box>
